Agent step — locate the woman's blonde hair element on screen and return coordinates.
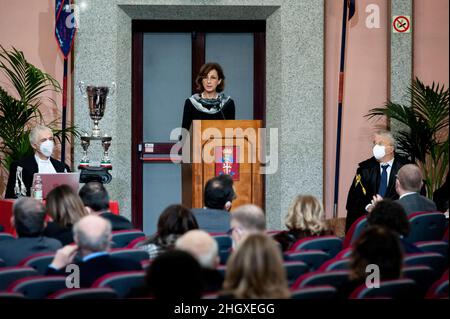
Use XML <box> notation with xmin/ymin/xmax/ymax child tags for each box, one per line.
<box><xmin>45</xmin><ymin>185</ymin><xmax>88</xmax><ymax>227</ymax></box>
<box><xmin>284</xmin><ymin>195</ymin><xmax>327</xmax><ymax>235</ymax></box>
<box><xmin>222</xmin><ymin>233</ymin><xmax>291</xmax><ymax>299</ymax></box>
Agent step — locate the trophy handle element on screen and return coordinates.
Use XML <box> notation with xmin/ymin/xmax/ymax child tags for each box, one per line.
<box><xmin>108</xmin><ymin>82</ymin><xmax>116</xmax><ymax>97</ymax></box>
<box><xmin>78</xmin><ymin>81</ymin><xmax>87</xmax><ymax>98</ymax></box>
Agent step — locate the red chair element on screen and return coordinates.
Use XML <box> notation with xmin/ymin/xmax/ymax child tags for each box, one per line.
<box><xmin>284</xmin><ymin>261</ymin><xmax>309</xmax><ymax>286</ymax></box>
<box><xmin>109</xmin><ymin>248</ymin><xmax>150</xmax><ymax>263</ymax></box>
<box><xmin>210</xmin><ymin>233</ymin><xmax>232</xmax><ymax>252</ymax></box>
<box><xmin>0</xmin><ymin>267</ymin><xmax>38</xmax><ymax>291</ymax></box>
<box><xmin>291</xmin><ymin>285</ymin><xmax>337</xmax><ymax>299</ymax></box>
<box><xmin>126</xmin><ymin>236</ymin><xmax>147</xmax><ymax>249</ymax></box>
<box><xmin>415</xmin><ymin>240</ymin><xmax>448</xmax><ymax>258</ymax></box>
<box><xmin>92</xmin><ymin>271</ymin><xmax>146</xmax><ymax>298</ymax></box>
<box><xmin>292</xmin><ymin>270</ymin><xmax>350</xmax><ymax>289</ymax></box>
<box><xmin>318</xmin><ymin>257</ymin><xmax>351</xmax><ymax>272</ymax></box>
<box><xmin>335</xmin><ymin>247</ymin><xmax>352</xmax><ymax>259</ymax></box>
<box><xmin>401</xmin><ymin>265</ymin><xmax>437</xmax><ymax>296</ymax></box>
<box><xmin>8</xmin><ymin>276</ymin><xmax>67</xmax><ymax>299</ymax></box>
<box><xmin>343</xmin><ymin>216</ymin><xmax>368</xmax><ymax>248</ymax></box>
<box><xmin>216</xmin><ymin>265</ymin><xmax>226</xmax><ymax>278</ymax></box>
<box><xmin>111</xmin><ymin>229</ymin><xmax>146</xmax><ymax>248</ymax></box>
<box><xmin>349</xmin><ymin>279</ymin><xmax>419</xmax><ymax>299</ymax></box>
<box><xmin>0</xmin><ymin>233</ymin><xmax>15</xmax><ymax>242</ymax></box>
<box><xmin>425</xmin><ymin>276</ymin><xmax>449</xmax><ymax>299</ymax></box>
<box><xmin>284</xmin><ymin>250</ymin><xmax>330</xmax><ymax>271</ymax></box>
<box><xmin>48</xmin><ymin>287</ymin><xmax>118</xmax><ymax>299</ymax></box>
<box><xmin>289</xmin><ymin>236</ymin><xmax>343</xmax><ymax>258</ymax></box>
<box><xmin>0</xmin><ymin>292</ymin><xmax>25</xmax><ymax>299</ymax></box>
<box><xmin>443</xmin><ymin>227</ymin><xmax>448</xmax><ymax>242</ymax></box>
<box><xmin>406</xmin><ymin>211</ymin><xmax>446</xmax><ymax>243</ymax></box>
<box><xmin>403</xmin><ymin>252</ymin><xmax>446</xmax><ymax>274</ymax></box>
<box><xmin>19</xmin><ymin>252</ymin><xmax>55</xmax><ymax>275</ymax></box>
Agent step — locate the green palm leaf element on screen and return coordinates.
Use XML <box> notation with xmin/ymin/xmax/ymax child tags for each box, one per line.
<box><xmin>365</xmin><ymin>78</ymin><xmax>449</xmax><ymax>198</ymax></box>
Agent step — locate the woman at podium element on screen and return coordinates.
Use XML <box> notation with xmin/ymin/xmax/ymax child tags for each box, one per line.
<box><xmin>181</xmin><ymin>62</ymin><xmax>235</xmax><ymax>133</ymax></box>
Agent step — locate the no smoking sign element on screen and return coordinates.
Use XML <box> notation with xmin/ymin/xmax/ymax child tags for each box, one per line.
<box><xmin>393</xmin><ymin>15</ymin><xmax>411</xmax><ymax>33</ymax></box>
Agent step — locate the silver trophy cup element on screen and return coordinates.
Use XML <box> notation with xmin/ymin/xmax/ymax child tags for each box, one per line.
<box><xmin>78</xmin><ymin>82</ymin><xmax>116</xmax><ymax>137</ymax></box>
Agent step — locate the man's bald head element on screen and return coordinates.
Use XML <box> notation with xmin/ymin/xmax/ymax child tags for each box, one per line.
<box><xmin>397</xmin><ymin>164</ymin><xmax>423</xmax><ymax>192</ymax></box>
<box><xmin>175</xmin><ymin>230</ymin><xmax>219</xmax><ymax>269</ymax></box>
<box><xmin>231</xmin><ymin>204</ymin><xmax>266</xmax><ymax>232</ymax></box>
<box><xmin>73</xmin><ymin>215</ymin><xmax>112</xmax><ymax>252</ymax></box>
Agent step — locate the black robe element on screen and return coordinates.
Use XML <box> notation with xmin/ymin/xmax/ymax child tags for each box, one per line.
<box><xmin>345</xmin><ymin>155</ymin><xmax>411</xmax><ymax>232</ymax></box>
<box><xmin>5</xmin><ymin>155</ymin><xmax>68</xmax><ymax>198</ymax></box>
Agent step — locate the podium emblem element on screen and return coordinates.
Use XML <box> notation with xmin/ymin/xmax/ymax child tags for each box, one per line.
<box><xmin>215</xmin><ymin>146</ymin><xmax>240</xmax><ymax>180</ymax></box>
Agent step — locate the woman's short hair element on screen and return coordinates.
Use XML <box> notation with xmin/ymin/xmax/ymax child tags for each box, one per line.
<box><xmin>143</xmin><ymin>204</ymin><xmax>199</xmax><ymax>248</ymax></box>
<box><xmin>195</xmin><ymin>62</ymin><xmax>225</xmax><ymax>93</ymax></box>
<box><xmin>284</xmin><ymin>195</ymin><xmax>327</xmax><ymax>235</ymax></box>
<box><xmin>350</xmin><ymin>226</ymin><xmax>404</xmax><ymax>281</ymax></box>
<box><xmin>367</xmin><ymin>199</ymin><xmax>410</xmax><ymax>236</ymax></box>
<box><xmin>45</xmin><ymin>185</ymin><xmax>88</xmax><ymax>227</ymax></box>
<box><xmin>222</xmin><ymin>233</ymin><xmax>291</xmax><ymax>299</ymax></box>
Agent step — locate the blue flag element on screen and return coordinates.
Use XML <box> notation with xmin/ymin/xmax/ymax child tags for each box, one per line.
<box><xmin>55</xmin><ymin>0</ymin><xmax>76</xmax><ymax>59</ymax></box>
<box><xmin>348</xmin><ymin>0</ymin><xmax>356</xmax><ymax>20</ymax></box>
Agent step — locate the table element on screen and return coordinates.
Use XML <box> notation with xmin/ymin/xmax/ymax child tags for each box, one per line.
<box><xmin>0</xmin><ymin>199</ymin><xmax>120</xmax><ymax>235</ymax></box>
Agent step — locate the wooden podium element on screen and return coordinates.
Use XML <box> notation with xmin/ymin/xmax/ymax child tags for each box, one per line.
<box><xmin>182</xmin><ymin>120</ymin><xmax>263</xmax><ymax>209</ymax></box>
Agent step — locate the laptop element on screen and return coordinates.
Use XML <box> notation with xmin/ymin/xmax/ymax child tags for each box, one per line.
<box><xmin>32</xmin><ymin>172</ymin><xmax>80</xmax><ymax>199</ymax></box>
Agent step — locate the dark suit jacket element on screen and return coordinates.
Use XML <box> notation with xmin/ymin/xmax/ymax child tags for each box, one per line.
<box><xmin>0</xmin><ymin>236</ymin><xmax>62</xmax><ymax>266</ymax></box>
<box><xmin>397</xmin><ymin>193</ymin><xmax>437</xmax><ymax>216</ymax></box>
<box><xmin>191</xmin><ymin>208</ymin><xmax>231</xmax><ymax>233</ymax></box>
<box><xmin>43</xmin><ymin>222</ymin><xmax>74</xmax><ymax>246</ymax></box>
<box><xmin>99</xmin><ymin>212</ymin><xmax>134</xmax><ymax>231</ymax></box>
<box><xmin>5</xmin><ymin>155</ymin><xmax>68</xmax><ymax>198</ymax></box>
<box><xmin>345</xmin><ymin>155</ymin><xmax>410</xmax><ymax>232</ymax></box>
<box><xmin>46</xmin><ymin>254</ymin><xmax>142</xmax><ymax>287</ymax></box>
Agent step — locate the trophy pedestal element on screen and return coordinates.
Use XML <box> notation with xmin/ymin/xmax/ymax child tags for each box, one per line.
<box><xmin>78</xmin><ymin>135</ymin><xmax>113</xmax><ymax>184</ymax></box>
<box><xmin>79</xmin><ymin>166</ymin><xmax>112</xmax><ymax>184</ymax></box>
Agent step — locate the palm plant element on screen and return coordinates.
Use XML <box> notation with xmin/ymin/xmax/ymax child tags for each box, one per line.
<box><xmin>0</xmin><ymin>46</ymin><xmax>78</xmax><ymax>176</ymax></box>
<box><xmin>366</xmin><ymin>77</ymin><xmax>449</xmax><ymax>198</ymax></box>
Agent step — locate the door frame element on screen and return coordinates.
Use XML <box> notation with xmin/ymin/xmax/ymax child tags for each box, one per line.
<box><xmin>131</xmin><ymin>20</ymin><xmax>266</xmax><ymax>230</ymax></box>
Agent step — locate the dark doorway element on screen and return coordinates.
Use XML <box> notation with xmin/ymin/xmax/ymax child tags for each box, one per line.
<box><xmin>131</xmin><ymin>20</ymin><xmax>266</xmax><ymax>232</ymax></box>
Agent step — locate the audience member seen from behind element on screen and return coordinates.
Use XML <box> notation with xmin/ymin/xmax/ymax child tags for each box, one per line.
<box><xmin>175</xmin><ymin>230</ymin><xmax>223</xmax><ymax>293</ymax></box>
<box><xmin>79</xmin><ymin>181</ymin><xmax>134</xmax><ymax>231</ymax></box>
<box><xmin>0</xmin><ymin>198</ymin><xmax>62</xmax><ymax>266</ymax></box>
<box><xmin>221</xmin><ymin>233</ymin><xmax>291</xmax><ymax>299</ymax></box>
<box><xmin>273</xmin><ymin>195</ymin><xmax>332</xmax><ymax>251</ymax></box>
<box><xmin>138</xmin><ymin>204</ymin><xmax>199</xmax><ymax>259</ymax></box>
<box><xmin>336</xmin><ymin>226</ymin><xmax>404</xmax><ymax>298</ymax></box>
<box><xmin>229</xmin><ymin>204</ymin><xmax>266</xmax><ymax>248</ymax></box>
<box><xmin>145</xmin><ymin>250</ymin><xmax>204</xmax><ymax>300</ymax></box>
<box><xmin>394</xmin><ymin>164</ymin><xmax>437</xmax><ymax>215</ymax></box>
<box><xmin>191</xmin><ymin>174</ymin><xmax>236</xmax><ymax>233</ymax></box>
<box><xmin>46</xmin><ymin>215</ymin><xmax>142</xmax><ymax>287</ymax></box>
<box><xmin>43</xmin><ymin>185</ymin><xmax>88</xmax><ymax>245</ymax></box>
<box><xmin>367</xmin><ymin>199</ymin><xmax>421</xmax><ymax>253</ymax></box>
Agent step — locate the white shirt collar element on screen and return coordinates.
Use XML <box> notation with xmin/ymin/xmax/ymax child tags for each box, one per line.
<box><xmin>399</xmin><ymin>192</ymin><xmax>417</xmax><ymax>199</ymax></box>
<box><xmin>34</xmin><ymin>153</ymin><xmax>51</xmax><ymax>163</ymax></box>
<box><xmin>380</xmin><ymin>158</ymin><xmax>394</xmax><ymax>167</ymax></box>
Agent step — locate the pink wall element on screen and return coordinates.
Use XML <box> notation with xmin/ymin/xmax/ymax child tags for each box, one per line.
<box><xmin>414</xmin><ymin>0</ymin><xmax>449</xmax><ymax>87</ymax></box>
<box><xmin>0</xmin><ymin>0</ymin><xmax>72</xmax><ymax>195</ymax></box>
<box><xmin>324</xmin><ymin>0</ymin><xmax>389</xmax><ymax>218</ymax></box>
<box><xmin>324</xmin><ymin>0</ymin><xmax>449</xmax><ymax>219</ymax></box>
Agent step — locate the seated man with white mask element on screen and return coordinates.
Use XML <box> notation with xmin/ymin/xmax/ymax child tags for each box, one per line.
<box><xmin>345</xmin><ymin>130</ymin><xmax>411</xmax><ymax>233</ymax></box>
<box><xmin>5</xmin><ymin>125</ymin><xmax>69</xmax><ymax>198</ymax></box>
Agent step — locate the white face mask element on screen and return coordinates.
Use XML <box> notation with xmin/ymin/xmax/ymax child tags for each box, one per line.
<box><xmin>373</xmin><ymin>144</ymin><xmax>386</xmax><ymax>160</ymax></box>
<box><xmin>39</xmin><ymin>140</ymin><xmax>54</xmax><ymax>158</ymax></box>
